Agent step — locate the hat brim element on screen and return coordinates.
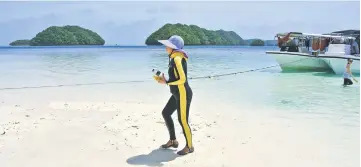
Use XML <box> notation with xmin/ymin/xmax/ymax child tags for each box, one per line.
<box><xmin>158</xmin><ymin>40</ymin><xmax>178</xmax><ymax>49</ymax></box>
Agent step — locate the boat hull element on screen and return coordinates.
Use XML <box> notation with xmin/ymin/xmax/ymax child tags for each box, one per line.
<box><xmin>321</xmin><ymin>56</ymin><xmax>360</xmax><ymax>75</ymax></box>
<box><xmin>266</xmin><ymin>51</ymin><xmax>331</xmax><ymax>72</ymax></box>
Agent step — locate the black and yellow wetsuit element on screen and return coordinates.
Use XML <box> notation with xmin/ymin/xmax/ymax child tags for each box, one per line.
<box><xmin>162</xmin><ymin>51</ymin><xmax>193</xmax><ymax>149</ymax></box>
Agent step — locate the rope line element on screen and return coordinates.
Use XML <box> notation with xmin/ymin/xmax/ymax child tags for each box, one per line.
<box><xmin>0</xmin><ymin>58</ymin><xmax>307</xmax><ymax>91</ymax></box>
<box><xmin>189</xmin><ymin>58</ymin><xmax>306</xmax><ymax>79</ymax></box>
<box><xmin>0</xmin><ymin>80</ymin><xmax>151</xmax><ymax>90</ymax></box>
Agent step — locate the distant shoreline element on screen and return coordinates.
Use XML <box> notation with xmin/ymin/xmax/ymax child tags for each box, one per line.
<box><xmin>0</xmin><ymin>45</ymin><xmax>277</xmax><ymax>49</ymax></box>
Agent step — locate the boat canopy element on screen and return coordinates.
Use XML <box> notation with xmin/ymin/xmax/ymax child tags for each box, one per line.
<box><xmin>328</xmin><ymin>30</ymin><xmax>360</xmax><ymax>36</ymax></box>
<box><xmin>276</xmin><ymin>31</ymin><xmax>357</xmax><ymax>39</ymax></box>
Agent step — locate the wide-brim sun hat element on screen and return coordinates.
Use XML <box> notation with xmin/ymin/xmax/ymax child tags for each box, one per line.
<box><xmin>158</xmin><ymin>35</ymin><xmax>184</xmax><ymax>50</ymax></box>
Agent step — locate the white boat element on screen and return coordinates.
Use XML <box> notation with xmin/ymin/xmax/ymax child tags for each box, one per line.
<box><xmin>266</xmin><ymin>51</ymin><xmax>330</xmax><ymax>72</ymax></box>
<box><xmin>321</xmin><ymin>55</ymin><xmax>360</xmax><ymax>75</ymax></box>
<box><xmin>266</xmin><ymin>30</ymin><xmax>360</xmax><ymax>74</ymax></box>
<box><xmin>319</xmin><ymin>43</ymin><xmax>360</xmax><ymax>74</ymax></box>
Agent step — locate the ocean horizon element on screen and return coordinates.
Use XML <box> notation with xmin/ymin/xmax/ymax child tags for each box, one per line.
<box><xmin>0</xmin><ymin>45</ymin><xmax>278</xmax><ymax>49</ymax></box>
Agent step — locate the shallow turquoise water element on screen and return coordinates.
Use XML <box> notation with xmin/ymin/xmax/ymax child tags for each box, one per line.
<box><xmin>0</xmin><ymin>46</ymin><xmax>359</xmax><ymax>126</ymax></box>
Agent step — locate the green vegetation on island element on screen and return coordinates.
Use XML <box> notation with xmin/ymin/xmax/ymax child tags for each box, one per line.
<box><xmin>10</xmin><ymin>25</ymin><xmax>105</xmax><ymax>46</ymax></box>
<box><xmin>244</xmin><ymin>39</ymin><xmax>276</xmax><ymax>46</ymax></box>
<box><xmin>146</xmin><ymin>23</ymin><xmax>246</xmax><ymax>45</ymax></box>
<box><xmin>250</xmin><ymin>39</ymin><xmax>265</xmax><ymax>46</ymax></box>
<box><xmin>244</xmin><ymin>39</ymin><xmax>257</xmax><ymax>45</ymax></box>
<box><xmin>9</xmin><ymin>39</ymin><xmax>31</xmax><ymax>46</ymax></box>
<box><xmin>30</xmin><ymin>26</ymin><xmax>105</xmax><ymax>46</ymax></box>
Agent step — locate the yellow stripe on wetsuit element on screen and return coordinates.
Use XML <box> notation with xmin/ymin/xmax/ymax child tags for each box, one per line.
<box><xmin>167</xmin><ymin>53</ymin><xmax>192</xmax><ymax>148</ymax></box>
<box><xmin>167</xmin><ymin>54</ymin><xmax>186</xmax><ymax>85</ymax></box>
<box><xmin>178</xmin><ymin>84</ymin><xmax>192</xmax><ymax>148</ymax></box>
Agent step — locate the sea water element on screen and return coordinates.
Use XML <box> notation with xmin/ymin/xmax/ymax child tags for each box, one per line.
<box><xmin>0</xmin><ymin>46</ymin><xmax>359</xmax><ymax>166</ymax></box>
<box><xmin>0</xmin><ymin>46</ymin><xmax>359</xmax><ymax>124</ymax></box>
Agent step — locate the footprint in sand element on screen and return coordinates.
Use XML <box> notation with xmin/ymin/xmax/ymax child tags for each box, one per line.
<box><xmin>131</xmin><ymin>125</ymin><xmax>139</xmax><ymax>129</ymax></box>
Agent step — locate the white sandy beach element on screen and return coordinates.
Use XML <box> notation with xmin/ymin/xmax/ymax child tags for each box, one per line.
<box><xmin>0</xmin><ymin>86</ymin><xmax>359</xmax><ymax>167</ymax></box>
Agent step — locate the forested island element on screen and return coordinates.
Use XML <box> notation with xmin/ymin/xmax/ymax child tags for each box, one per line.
<box><xmin>9</xmin><ymin>25</ymin><xmax>105</xmax><ymax>46</ymax></box>
<box><xmin>9</xmin><ymin>40</ymin><xmax>31</xmax><ymax>46</ymax></box>
<box><xmin>145</xmin><ymin>23</ymin><xmax>247</xmax><ymax>46</ymax></box>
<box><xmin>250</xmin><ymin>39</ymin><xmax>265</xmax><ymax>46</ymax></box>
<box><xmin>9</xmin><ymin>24</ymin><xmax>277</xmax><ymax>47</ymax></box>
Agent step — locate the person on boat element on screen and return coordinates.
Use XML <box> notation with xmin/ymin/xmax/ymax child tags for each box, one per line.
<box><xmin>288</xmin><ymin>38</ymin><xmax>299</xmax><ymax>52</ymax></box>
<box><xmin>343</xmin><ymin>59</ymin><xmax>358</xmax><ymax>86</ymax></box>
<box><xmin>305</xmin><ymin>37</ymin><xmax>310</xmax><ymax>51</ymax></box>
<box><xmin>325</xmin><ymin>38</ymin><xmax>331</xmax><ymax>52</ymax></box>
<box><xmin>320</xmin><ymin>38</ymin><xmax>330</xmax><ymax>52</ymax></box>
<box><xmin>356</xmin><ymin>36</ymin><xmax>360</xmax><ymax>51</ymax></box>
<box><xmin>351</xmin><ymin>38</ymin><xmax>359</xmax><ymax>55</ymax></box>
<box><xmin>277</xmin><ymin>32</ymin><xmax>291</xmax><ymax>47</ymax></box>
<box><xmin>292</xmin><ymin>38</ymin><xmax>299</xmax><ymax>46</ymax></box>
<box><xmin>154</xmin><ymin>35</ymin><xmax>194</xmax><ymax>155</ymax></box>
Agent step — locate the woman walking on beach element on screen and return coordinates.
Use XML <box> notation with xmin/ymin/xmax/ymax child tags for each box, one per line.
<box><xmin>154</xmin><ymin>35</ymin><xmax>194</xmax><ymax>155</ymax></box>
<box><xmin>343</xmin><ymin>58</ymin><xmax>358</xmax><ymax>86</ymax></box>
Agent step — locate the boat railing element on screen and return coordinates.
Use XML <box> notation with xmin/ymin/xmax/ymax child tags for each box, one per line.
<box><xmin>273</xmin><ymin>31</ymin><xmax>359</xmax><ymax>56</ymax></box>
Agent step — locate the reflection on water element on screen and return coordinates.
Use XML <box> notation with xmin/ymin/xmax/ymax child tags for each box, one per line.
<box><xmin>40</xmin><ymin>52</ymin><xmax>101</xmax><ymax>75</ymax></box>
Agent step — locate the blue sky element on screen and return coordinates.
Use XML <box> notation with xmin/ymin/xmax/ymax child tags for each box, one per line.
<box><xmin>0</xmin><ymin>1</ymin><xmax>359</xmax><ymax>45</ymax></box>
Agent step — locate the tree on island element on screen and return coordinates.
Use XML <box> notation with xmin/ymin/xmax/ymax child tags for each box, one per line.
<box><xmin>145</xmin><ymin>23</ymin><xmax>246</xmax><ymax>46</ymax></box>
<box><xmin>10</xmin><ymin>25</ymin><xmax>105</xmax><ymax>46</ymax></box>
<box><xmin>250</xmin><ymin>39</ymin><xmax>265</xmax><ymax>46</ymax></box>
<box><xmin>9</xmin><ymin>39</ymin><xmax>31</xmax><ymax>46</ymax></box>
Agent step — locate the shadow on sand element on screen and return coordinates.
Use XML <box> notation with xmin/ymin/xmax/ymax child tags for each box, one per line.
<box><xmin>126</xmin><ymin>148</ymin><xmax>179</xmax><ymax>167</ymax></box>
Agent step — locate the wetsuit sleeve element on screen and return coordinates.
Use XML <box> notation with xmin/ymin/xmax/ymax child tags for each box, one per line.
<box><xmin>166</xmin><ymin>56</ymin><xmax>186</xmax><ymax>85</ymax></box>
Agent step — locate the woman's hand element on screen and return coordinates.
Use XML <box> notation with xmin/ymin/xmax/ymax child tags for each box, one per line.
<box><xmin>157</xmin><ymin>73</ymin><xmax>167</xmax><ymax>84</ymax></box>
